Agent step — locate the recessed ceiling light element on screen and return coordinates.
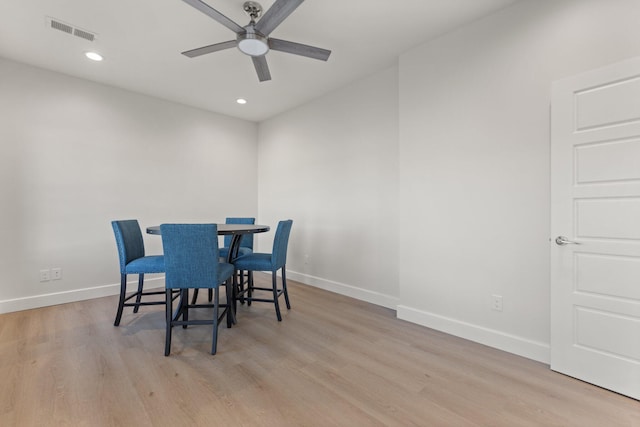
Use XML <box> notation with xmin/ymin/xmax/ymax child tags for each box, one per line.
<box><xmin>85</xmin><ymin>51</ymin><xmax>103</xmax><ymax>61</ymax></box>
<box><xmin>236</xmin><ymin>98</ymin><xmax>247</xmax><ymax>105</ymax></box>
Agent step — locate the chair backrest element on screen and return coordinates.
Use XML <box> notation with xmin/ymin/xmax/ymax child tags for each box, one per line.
<box><xmin>161</xmin><ymin>224</ymin><xmax>221</xmax><ymax>289</ymax></box>
<box><xmin>271</xmin><ymin>220</ymin><xmax>293</xmax><ymax>269</ymax></box>
<box><xmin>223</xmin><ymin>217</ymin><xmax>256</xmax><ymax>249</ymax></box>
<box><xmin>112</xmin><ymin>220</ymin><xmax>145</xmax><ymax>273</ymax></box>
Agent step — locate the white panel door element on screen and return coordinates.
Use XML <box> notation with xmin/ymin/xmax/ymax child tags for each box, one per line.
<box><xmin>551</xmin><ymin>57</ymin><xmax>640</xmax><ymax>400</ymax></box>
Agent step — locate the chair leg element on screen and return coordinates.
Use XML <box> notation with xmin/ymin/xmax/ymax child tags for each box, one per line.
<box><xmin>247</xmin><ymin>271</ymin><xmax>253</xmax><ymax>306</ymax></box>
<box><xmin>237</xmin><ymin>270</ymin><xmax>245</xmax><ymax>304</ymax></box>
<box><xmin>191</xmin><ymin>289</ymin><xmax>199</xmax><ymax>305</ymax></box>
<box><xmin>233</xmin><ymin>272</ymin><xmax>240</xmax><ymax>314</ymax></box>
<box><xmin>208</xmin><ymin>288</ymin><xmax>213</xmax><ymax>302</ymax></box>
<box><xmin>133</xmin><ymin>273</ymin><xmax>144</xmax><ymax>313</ymax></box>
<box><xmin>281</xmin><ymin>267</ymin><xmax>291</xmax><ymax>310</ymax></box>
<box><xmin>165</xmin><ymin>288</ymin><xmax>173</xmax><ymax>356</ymax></box>
<box><xmin>183</xmin><ymin>289</ymin><xmax>189</xmax><ymax>329</ymax></box>
<box><xmin>114</xmin><ymin>274</ymin><xmax>127</xmax><ymax>326</ymax></box>
<box><xmin>211</xmin><ymin>287</ymin><xmax>219</xmax><ymax>355</ymax></box>
<box><xmin>272</xmin><ymin>272</ymin><xmax>282</xmax><ymax>321</ymax></box>
<box><xmin>226</xmin><ymin>277</ymin><xmax>236</xmax><ymax>328</ymax></box>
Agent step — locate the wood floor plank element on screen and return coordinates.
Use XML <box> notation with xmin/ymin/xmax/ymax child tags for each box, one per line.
<box><xmin>1</xmin><ymin>274</ymin><xmax>638</xmax><ymax>426</ymax></box>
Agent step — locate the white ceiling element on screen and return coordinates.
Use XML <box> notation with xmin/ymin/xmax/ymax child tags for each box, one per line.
<box><xmin>0</xmin><ymin>0</ymin><xmax>520</xmax><ymax>122</ymax></box>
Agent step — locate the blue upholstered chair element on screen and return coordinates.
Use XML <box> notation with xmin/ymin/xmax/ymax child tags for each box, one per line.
<box><xmin>111</xmin><ymin>219</ymin><xmax>171</xmax><ymax>327</ymax></box>
<box><xmin>233</xmin><ymin>220</ymin><xmax>293</xmax><ymax>321</ymax></box>
<box><xmin>161</xmin><ymin>223</ymin><xmax>235</xmax><ymax>356</ymax></box>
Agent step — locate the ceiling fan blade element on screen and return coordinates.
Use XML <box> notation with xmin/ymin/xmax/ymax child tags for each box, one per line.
<box><xmin>269</xmin><ymin>38</ymin><xmax>331</xmax><ymax>61</ymax></box>
<box><xmin>182</xmin><ymin>40</ymin><xmax>237</xmax><ymax>58</ymax></box>
<box><xmin>252</xmin><ymin>56</ymin><xmax>272</xmax><ymax>82</ymax></box>
<box><xmin>255</xmin><ymin>0</ymin><xmax>304</xmax><ymax>36</ymax></box>
<box><xmin>181</xmin><ymin>0</ymin><xmax>245</xmax><ymax>34</ymax></box>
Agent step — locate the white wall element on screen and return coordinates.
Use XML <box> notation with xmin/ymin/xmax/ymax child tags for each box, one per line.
<box><xmin>258</xmin><ymin>66</ymin><xmax>399</xmax><ymax>308</ymax></box>
<box><xmin>0</xmin><ymin>58</ymin><xmax>258</xmax><ymax>313</ymax></box>
<box><xmin>398</xmin><ymin>0</ymin><xmax>640</xmax><ymax>362</ymax></box>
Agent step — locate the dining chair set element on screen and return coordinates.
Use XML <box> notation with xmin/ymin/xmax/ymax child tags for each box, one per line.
<box><xmin>111</xmin><ymin>217</ymin><xmax>293</xmax><ymax>356</ymax></box>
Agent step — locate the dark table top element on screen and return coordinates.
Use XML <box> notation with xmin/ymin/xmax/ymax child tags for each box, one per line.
<box><xmin>146</xmin><ymin>224</ymin><xmax>270</xmax><ymax>235</ymax></box>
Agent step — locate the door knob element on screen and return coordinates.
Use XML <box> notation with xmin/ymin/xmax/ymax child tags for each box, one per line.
<box><xmin>555</xmin><ymin>236</ymin><xmax>581</xmax><ymax>246</ymax></box>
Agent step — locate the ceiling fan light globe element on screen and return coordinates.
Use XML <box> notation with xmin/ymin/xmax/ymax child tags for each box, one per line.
<box><xmin>237</xmin><ymin>35</ymin><xmax>269</xmax><ymax>56</ymax></box>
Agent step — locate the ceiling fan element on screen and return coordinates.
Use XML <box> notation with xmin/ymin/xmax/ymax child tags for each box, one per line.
<box><xmin>180</xmin><ymin>0</ymin><xmax>332</xmax><ymax>82</ymax></box>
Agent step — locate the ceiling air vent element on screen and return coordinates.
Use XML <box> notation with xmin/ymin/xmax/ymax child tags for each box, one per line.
<box><xmin>46</xmin><ymin>17</ymin><xmax>97</xmax><ymax>42</ymax></box>
<box><xmin>50</xmin><ymin>19</ymin><xmax>72</xmax><ymax>34</ymax></box>
<box><xmin>73</xmin><ymin>28</ymin><xmax>95</xmax><ymax>42</ymax></box>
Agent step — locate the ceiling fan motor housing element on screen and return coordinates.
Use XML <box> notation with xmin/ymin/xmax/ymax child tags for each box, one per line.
<box><xmin>237</xmin><ymin>25</ymin><xmax>269</xmax><ymax>56</ymax></box>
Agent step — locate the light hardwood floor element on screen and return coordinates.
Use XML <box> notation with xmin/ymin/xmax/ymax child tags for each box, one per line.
<box><xmin>1</xmin><ymin>274</ymin><xmax>638</xmax><ymax>426</ymax></box>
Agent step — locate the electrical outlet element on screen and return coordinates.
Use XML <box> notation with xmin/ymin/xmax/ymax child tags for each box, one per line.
<box><xmin>40</xmin><ymin>269</ymin><xmax>50</xmax><ymax>282</ymax></box>
<box><xmin>491</xmin><ymin>294</ymin><xmax>503</xmax><ymax>312</ymax></box>
<box><xmin>51</xmin><ymin>268</ymin><xmax>62</xmax><ymax>280</ymax></box>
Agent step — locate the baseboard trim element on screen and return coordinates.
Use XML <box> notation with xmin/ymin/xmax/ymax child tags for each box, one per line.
<box><xmin>286</xmin><ymin>270</ymin><xmax>399</xmax><ymax>310</ymax></box>
<box><xmin>397</xmin><ymin>304</ymin><xmax>550</xmax><ymax>364</ymax></box>
<box><xmin>0</xmin><ymin>277</ymin><xmax>165</xmax><ymax>314</ymax></box>
<box><xmin>285</xmin><ymin>272</ymin><xmax>548</xmax><ymax>364</ymax></box>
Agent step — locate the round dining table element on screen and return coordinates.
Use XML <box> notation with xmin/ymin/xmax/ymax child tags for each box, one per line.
<box><xmin>146</xmin><ymin>223</ymin><xmax>270</xmax><ymax>262</ymax></box>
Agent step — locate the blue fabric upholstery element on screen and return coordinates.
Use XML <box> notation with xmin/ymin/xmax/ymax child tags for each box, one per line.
<box><xmin>220</xmin><ymin>217</ymin><xmax>255</xmax><ymax>258</ymax></box>
<box><xmin>232</xmin><ymin>253</ymin><xmax>272</xmax><ymax>271</ymax></box>
<box><xmin>111</xmin><ymin>219</ymin><xmax>167</xmax><ymax>326</ymax></box>
<box><xmin>232</xmin><ymin>220</ymin><xmax>293</xmax><ymax>321</ymax></box>
<box><xmin>125</xmin><ymin>255</ymin><xmax>165</xmax><ymax>274</ymax></box>
<box><xmin>161</xmin><ymin>224</ymin><xmax>234</xmax><ymax>289</ymax></box>
<box><xmin>113</xmin><ymin>220</ymin><xmax>149</xmax><ymax>271</ymax></box>
<box><xmin>112</xmin><ymin>219</ymin><xmax>165</xmax><ymax>274</ymax></box>
<box><xmin>160</xmin><ymin>223</ymin><xmax>236</xmax><ymax>356</ymax></box>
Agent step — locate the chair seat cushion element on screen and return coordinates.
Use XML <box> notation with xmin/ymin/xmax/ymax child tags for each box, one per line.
<box><xmin>125</xmin><ymin>255</ymin><xmax>165</xmax><ymax>274</ymax></box>
<box><xmin>233</xmin><ymin>253</ymin><xmax>273</xmax><ymax>271</ymax></box>
<box><xmin>219</xmin><ymin>246</ymin><xmax>253</xmax><ymax>259</ymax></box>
